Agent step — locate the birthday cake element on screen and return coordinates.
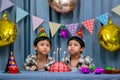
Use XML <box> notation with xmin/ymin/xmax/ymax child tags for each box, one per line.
<box><xmin>49</xmin><ymin>62</ymin><xmax>70</xmax><ymax>72</ymax></box>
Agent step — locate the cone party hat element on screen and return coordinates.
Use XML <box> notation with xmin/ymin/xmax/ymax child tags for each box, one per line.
<box><xmin>36</xmin><ymin>26</ymin><xmax>47</xmax><ymax>38</ymax></box>
<box><xmin>5</xmin><ymin>51</ymin><xmax>19</xmax><ymax>74</ymax></box>
<box><xmin>76</xmin><ymin>27</ymin><xmax>83</xmax><ymax>39</ymax></box>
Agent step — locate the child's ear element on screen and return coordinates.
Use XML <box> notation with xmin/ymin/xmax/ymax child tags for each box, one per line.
<box><xmin>81</xmin><ymin>47</ymin><xmax>85</xmax><ymax>51</ymax></box>
<box><xmin>34</xmin><ymin>46</ymin><xmax>37</xmax><ymax>51</ymax></box>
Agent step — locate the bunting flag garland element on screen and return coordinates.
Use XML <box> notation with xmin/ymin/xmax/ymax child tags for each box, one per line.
<box><xmin>76</xmin><ymin>26</ymin><xmax>83</xmax><ymax>39</ymax></box>
<box><xmin>112</xmin><ymin>5</ymin><xmax>120</xmax><ymax>16</ymax></box>
<box><xmin>0</xmin><ymin>0</ymin><xmax>14</xmax><ymax>12</ymax></box>
<box><xmin>32</xmin><ymin>15</ymin><xmax>44</xmax><ymax>31</ymax></box>
<box><xmin>82</xmin><ymin>19</ymin><xmax>94</xmax><ymax>34</ymax></box>
<box><xmin>0</xmin><ymin>0</ymin><xmax>120</xmax><ymax>37</ymax></box>
<box><xmin>66</xmin><ymin>23</ymin><xmax>78</xmax><ymax>36</ymax></box>
<box><xmin>97</xmin><ymin>12</ymin><xmax>109</xmax><ymax>25</ymax></box>
<box><xmin>16</xmin><ymin>7</ymin><xmax>29</xmax><ymax>23</ymax></box>
<box><xmin>49</xmin><ymin>22</ymin><xmax>61</xmax><ymax>37</ymax></box>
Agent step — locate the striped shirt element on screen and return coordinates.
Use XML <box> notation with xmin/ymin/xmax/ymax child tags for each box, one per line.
<box><xmin>61</xmin><ymin>54</ymin><xmax>95</xmax><ymax>70</ymax></box>
<box><xmin>23</xmin><ymin>54</ymin><xmax>55</xmax><ymax>71</ymax></box>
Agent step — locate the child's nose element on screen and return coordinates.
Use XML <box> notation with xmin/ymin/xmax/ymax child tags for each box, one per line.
<box><xmin>71</xmin><ymin>45</ymin><xmax>74</xmax><ymax>48</ymax></box>
<box><xmin>43</xmin><ymin>45</ymin><xmax>47</xmax><ymax>48</ymax></box>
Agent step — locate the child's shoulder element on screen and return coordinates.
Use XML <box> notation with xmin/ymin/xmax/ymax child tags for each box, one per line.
<box><xmin>27</xmin><ymin>54</ymin><xmax>36</xmax><ymax>58</ymax></box>
<box><xmin>81</xmin><ymin>54</ymin><xmax>93</xmax><ymax>60</ymax></box>
<box><xmin>47</xmin><ymin>56</ymin><xmax>55</xmax><ymax>60</ymax></box>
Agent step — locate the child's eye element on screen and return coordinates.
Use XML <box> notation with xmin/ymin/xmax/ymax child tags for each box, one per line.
<box><xmin>41</xmin><ymin>44</ymin><xmax>44</xmax><ymax>46</ymax></box>
<box><xmin>46</xmin><ymin>44</ymin><xmax>50</xmax><ymax>47</ymax></box>
<box><xmin>74</xmin><ymin>45</ymin><xmax>77</xmax><ymax>46</ymax></box>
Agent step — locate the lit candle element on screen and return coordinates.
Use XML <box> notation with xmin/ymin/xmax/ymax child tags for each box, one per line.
<box><xmin>63</xmin><ymin>51</ymin><xmax>66</xmax><ymax>62</ymax></box>
<box><xmin>53</xmin><ymin>51</ymin><xmax>56</xmax><ymax>61</ymax></box>
<box><xmin>57</xmin><ymin>48</ymin><xmax>59</xmax><ymax>62</ymax></box>
<box><xmin>59</xmin><ymin>48</ymin><xmax>62</xmax><ymax>61</ymax></box>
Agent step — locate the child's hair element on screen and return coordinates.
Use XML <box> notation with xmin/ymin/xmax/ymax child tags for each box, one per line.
<box><xmin>67</xmin><ymin>36</ymin><xmax>85</xmax><ymax>48</ymax></box>
<box><xmin>34</xmin><ymin>36</ymin><xmax>51</xmax><ymax>47</ymax></box>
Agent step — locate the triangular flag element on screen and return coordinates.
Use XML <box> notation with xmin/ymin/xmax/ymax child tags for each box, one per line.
<box><xmin>49</xmin><ymin>22</ymin><xmax>61</xmax><ymax>37</ymax></box>
<box><xmin>82</xmin><ymin>19</ymin><xmax>94</xmax><ymax>34</ymax></box>
<box><xmin>32</xmin><ymin>15</ymin><xmax>44</xmax><ymax>31</ymax></box>
<box><xmin>5</xmin><ymin>51</ymin><xmax>19</xmax><ymax>74</ymax></box>
<box><xmin>112</xmin><ymin>5</ymin><xmax>120</xmax><ymax>16</ymax></box>
<box><xmin>0</xmin><ymin>0</ymin><xmax>14</xmax><ymax>12</ymax></box>
<box><xmin>16</xmin><ymin>7</ymin><xmax>29</xmax><ymax>23</ymax></box>
<box><xmin>97</xmin><ymin>12</ymin><xmax>108</xmax><ymax>25</ymax></box>
<box><xmin>76</xmin><ymin>26</ymin><xmax>83</xmax><ymax>39</ymax></box>
<box><xmin>66</xmin><ymin>23</ymin><xmax>78</xmax><ymax>36</ymax></box>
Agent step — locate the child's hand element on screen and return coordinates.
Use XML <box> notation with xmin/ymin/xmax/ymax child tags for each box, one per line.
<box><xmin>30</xmin><ymin>66</ymin><xmax>37</xmax><ymax>71</ymax></box>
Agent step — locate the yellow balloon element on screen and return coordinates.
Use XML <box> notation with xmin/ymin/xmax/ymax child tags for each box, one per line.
<box><xmin>0</xmin><ymin>13</ymin><xmax>17</xmax><ymax>47</ymax></box>
<box><xmin>98</xmin><ymin>20</ymin><xmax>120</xmax><ymax>52</ymax></box>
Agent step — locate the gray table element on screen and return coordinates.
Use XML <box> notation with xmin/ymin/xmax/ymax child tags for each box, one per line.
<box><xmin>0</xmin><ymin>71</ymin><xmax>120</xmax><ymax>80</ymax></box>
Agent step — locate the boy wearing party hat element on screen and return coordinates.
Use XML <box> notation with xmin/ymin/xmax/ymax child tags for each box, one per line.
<box><xmin>23</xmin><ymin>26</ymin><xmax>55</xmax><ymax>71</ymax></box>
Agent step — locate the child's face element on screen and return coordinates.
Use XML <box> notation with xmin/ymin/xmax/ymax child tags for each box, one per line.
<box><xmin>34</xmin><ymin>40</ymin><xmax>51</xmax><ymax>55</ymax></box>
<box><xmin>68</xmin><ymin>40</ymin><xmax>84</xmax><ymax>55</ymax></box>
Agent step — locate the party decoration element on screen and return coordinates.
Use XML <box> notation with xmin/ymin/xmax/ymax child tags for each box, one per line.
<box><xmin>98</xmin><ymin>19</ymin><xmax>120</xmax><ymax>52</ymax></box>
<box><xmin>49</xmin><ymin>22</ymin><xmax>61</xmax><ymax>37</ymax></box>
<box><xmin>97</xmin><ymin>12</ymin><xmax>109</xmax><ymax>25</ymax></box>
<box><xmin>60</xmin><ymin>29</ymin><xmax>68</xmax><ymax>39</ymax></box>
<box><xmin>49</xmin><ymin>62</ymin><xmax>70</xmax><ymax>72</ymax></box>
<box><xmin>104</xmin><ymin>66</ymin><xmax>120</xmax><ymax>74</ymax></box>
<box><xmin>79</xmin><ymin>67</ymin><xmax>91</xmax><ymax>74</ymax></box>
<box><xmin>104</xmin><ymin>66</ymin><xmax>113</xmax><ymax>74</ymax></box>
<box><xmin>76</xmin><ymin>26</ymin><xmax>83</xmax><ymax>38</ymax></box>
<box><xmin>89</xmin><ymin>66</ymin><xmax>96</xmax><ymax>72</ymax></box>
<box><xmin>93</xmin><ymin>68</ymin><xmax>104</xmax><ymax>74</ymax></box>
<box><xmin>82</xmin><ymin>19</ymin><xmax>94</xmax><ymax>34</ymax></box>
<box><xmin>0</xmin><ymin>0</ymin><xmax>14</xmax><ymax>12</ymax></box>
<box><xmin>48</xmin><ymin>0</ymin><xmax>78</xmax><ymax>14</ymax></box>
<box><xmin>60</xmin><ymin>25</ymin><xmax>68</xmax><ymax>39</ymax></box>
<box><xmin>16</xmin><ymin>7</ymin><xmax>29</xmax><ymax>23</ymax></box>
<box><xmin>104</xmin><ymin>66</ymin><xmax>112</xmax><ymax>70</ymax></box>
<box><xmin>32</xmin><ymin>15</ymin><xmax>44</xmax><ymax>31</ymax></box>
<box><xmin>111</xmin><ymin>68</ymin><xmax>120</xmax><ymax>74</ymax></box>
<box><xmin>36</xmin><ymin>26</ymin><xmax>47</xmax><ymax>38</ymax></box>
<box><xmin>5</xmin><ymin>51</ymin><xmax>19</xmax><ymax>74</ymax></box>
<box><xmin>112</xmin><ymin>5</ymin><xmax>120</xmax><ymax>16</ymax></box>
<box><xmin>0</xmin><ymin>13</ymin><xmax>17</xmax><ymax>47</ymax></box>
<box><xmin>66</xmin><ymin>23</ymin><xmax>78</xmax><ymax>36</ymax></box>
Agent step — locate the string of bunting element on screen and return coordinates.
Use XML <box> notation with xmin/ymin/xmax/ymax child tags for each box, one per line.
<box><xmin>0</xmin><ymin>0</ymin><xmax>120</xmax><ymax>38</ymax></box>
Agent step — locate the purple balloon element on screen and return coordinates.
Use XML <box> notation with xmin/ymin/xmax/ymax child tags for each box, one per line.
<box><xmin>94</xmin><ymin>68</ymin><xmax>104</xmax><ymax>74</ymax></box>
<box><xmin>80</xmin><ymin>67</ymin><xmax>91</xmax><ymax>74</ymax></box>
<box><xmin>60</xmin><ymin>29</ymin><xmax>68</xmax><ymax>39</ymax></box>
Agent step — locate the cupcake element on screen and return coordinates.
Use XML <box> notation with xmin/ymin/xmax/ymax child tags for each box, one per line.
<box><xmin>104</xmin><ymin>66</ymin><xmax>112</xmax><ymax>74</ymax></box>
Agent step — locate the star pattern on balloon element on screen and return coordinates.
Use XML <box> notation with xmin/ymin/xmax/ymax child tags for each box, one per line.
<box><xmin>82</xmin><ymin>19</ymin><xmax>94</xmax><ymax>34</ymax></box>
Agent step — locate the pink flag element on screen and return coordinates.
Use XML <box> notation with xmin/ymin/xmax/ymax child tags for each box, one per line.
<box><xmin>0</xmin><ymin>0</ymin><xmax>14</xmax><ymax>12</ymax></box>
<box><xmin>82</xmin><ymin>19</ymin><xmax>94</xmax><ymax>34</ymax></box>
<box><xmin>32</xmin><ymin>15</ymin><xmax>44</xmax><ymax>31</ymax></box>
